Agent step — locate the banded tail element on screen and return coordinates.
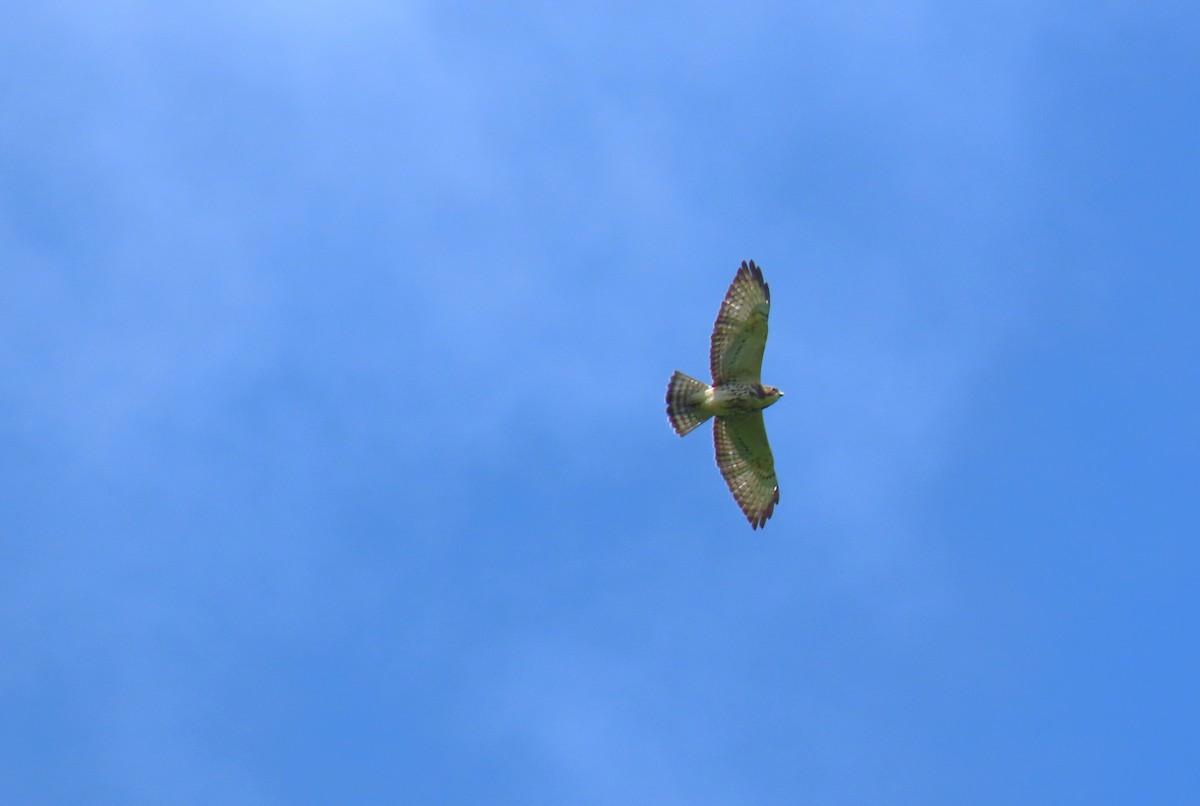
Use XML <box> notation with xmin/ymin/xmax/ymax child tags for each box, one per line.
<box><xmin>666</xmin><ymin>371</ymin><xmax>712</xmax><ymax>436</ymax></box>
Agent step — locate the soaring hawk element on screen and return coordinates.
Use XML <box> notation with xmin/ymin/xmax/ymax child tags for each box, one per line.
<box><xmin>666</xmin><ymin>260</ymin><xmax>782</xmax><ymax>529</ymax></box>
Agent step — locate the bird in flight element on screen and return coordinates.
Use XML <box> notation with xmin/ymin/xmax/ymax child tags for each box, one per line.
<box><xmin>666</xmin><ymin>260</ymin><xmax>782</xmax><ymax>529</ymax></box>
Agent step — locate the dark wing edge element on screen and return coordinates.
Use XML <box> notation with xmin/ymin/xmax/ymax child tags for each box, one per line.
<box><xmin>710</xmin><ymin>260</ymin><xmax>771</xmax><ymax>385</ymax></box>
<box><xmin>713</xmin><ymin>412</ymin><xmax>780</xmax><ymax>530</ymax></box>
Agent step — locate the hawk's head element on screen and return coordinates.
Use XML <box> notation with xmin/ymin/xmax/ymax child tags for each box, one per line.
<box><xmin>762</xmin><ymin>386</ymin><xmax>784</xmax><ymax>406</ymax></box>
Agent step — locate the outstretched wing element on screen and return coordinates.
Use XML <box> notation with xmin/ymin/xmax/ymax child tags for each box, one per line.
<box><xmin>713</xmin><ymin>412</ymin><xmax>779</xmax><ymax>530</ymax></box>
<box><xmin>710</xmin><ymin>260</ymin><xmax>771</xmax><ymax>385</ymax></box>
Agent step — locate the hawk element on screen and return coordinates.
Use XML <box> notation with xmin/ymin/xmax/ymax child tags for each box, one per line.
<box><xmin>666</xmin><ymin>260</ymin><xmax>783</xmax><ymax>529</ymax></box>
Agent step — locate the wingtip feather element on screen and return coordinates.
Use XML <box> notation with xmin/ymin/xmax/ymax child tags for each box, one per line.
<box><xmin>739</xmin><ymin>259</ymin><xmax>769</xmax><ymax>305</ymax></box>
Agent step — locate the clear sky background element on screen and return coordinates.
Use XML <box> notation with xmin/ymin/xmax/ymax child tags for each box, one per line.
<box><xmin>2</xmin><ymin>2</ymin><xmax>1197</xmax><ymax>803</ymax></box>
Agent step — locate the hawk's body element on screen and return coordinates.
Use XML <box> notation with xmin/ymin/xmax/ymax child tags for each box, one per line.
<box><xmin>666</xmin><ymin>260</ymin><xmax>782</xmax><ymax>529</ymax></box>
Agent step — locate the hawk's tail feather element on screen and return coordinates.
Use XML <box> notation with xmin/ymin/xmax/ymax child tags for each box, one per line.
<box><xmin>666</xmin><ymin>371</ymin><xmax>712</xmax><ymax>437</ymax></box>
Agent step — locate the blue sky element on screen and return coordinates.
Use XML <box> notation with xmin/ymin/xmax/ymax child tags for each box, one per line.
<box><xmin>2</xmin><ymin>1</ymin><xmax>1197</xmax><ymax>803</ymax></box>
